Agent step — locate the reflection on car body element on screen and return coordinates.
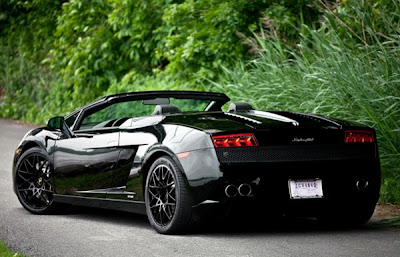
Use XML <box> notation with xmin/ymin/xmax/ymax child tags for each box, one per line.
<box><xmin>12</xmin><ymin>91</ymin><xmax>380</xmax><ymax>234</ymax></box>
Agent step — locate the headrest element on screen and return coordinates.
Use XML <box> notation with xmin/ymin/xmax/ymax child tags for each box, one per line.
<box><xmin>152</xmin><ymin>104</ymin><xmax>181</xmax><ymax>115</ymax></box>
<box><xmin>228</xmin><ymin>102</ymin><xmax>254</xmax><ymax>113</ymax></box>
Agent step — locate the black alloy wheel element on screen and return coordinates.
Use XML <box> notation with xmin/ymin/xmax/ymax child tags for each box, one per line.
<box><xmin>15</xmin><ymin>147</ymin><xmax>56</xmax><ymax>214</ymax></box>
<box><xmin>145</xmin><ymin>156</ymin><xmax>192</xmax><ymax>234</ymax></box>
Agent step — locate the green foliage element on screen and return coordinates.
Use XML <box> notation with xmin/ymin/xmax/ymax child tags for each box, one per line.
<box><xmin>335</xmin><ymin>0</ymin><xmax>400</xmax><ymax>46</ymax></box>
<box><xmin>0</xmin><ymin>38</ymin><xmax>57</xmax><ymax>122</ymax></box>
<box><xmin>1</xmin><ymin>0</ymin><xmax>324</xmax><ymax>123</ymax></box>
<box><xmin>157</xmin><ymin>0</ymin><xmax>326</xmax><ymax>80</ymax></box>
<box><xmin>49</xmin><ymin>0</ymin><xmax>324</xmax><ymax>96</ymax></box>
<box><xmin>212</xmin><ymin>0</ymin><xmax>400</xmax><ymax>203</ymax></box>
<box><xmin>158</xmin><ymin>0</ymin><xmax>261</xmax><ymax>80</ymax></box>
<box><xmin>50</xmin><ymin>0</ymin><xmax>115</xmax><ymax>106</ymax></box>
<box><xmin>0</xmin><ymin>0</ymin><xmax>64</xmax><ymax>60</ymax></box>
<box><xmin>0</xmin><ymin>241</ymin><xmax>25</xmax><ymax>257</ymax></box>
<box><xmin>0</xmin><ymin>0</ymin><xmax>64</xmax><ymax>122</ymax></box>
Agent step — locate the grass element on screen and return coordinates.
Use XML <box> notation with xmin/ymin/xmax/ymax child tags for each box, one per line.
<box><xmin>211</xmin><ymin>7</ymin><xmax>400</xmax><ymax>203</ymax></box>
<box><xmin>0</xmin><ymin>241</ymin><xmax>25</xmax><ymax>257</ymax></box>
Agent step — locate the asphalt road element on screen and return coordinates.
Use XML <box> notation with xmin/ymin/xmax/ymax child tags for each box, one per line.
<box><xmin>0</xmin><ymin>118</ymin><xmax>399</xmax><ymax>257</ymax></box>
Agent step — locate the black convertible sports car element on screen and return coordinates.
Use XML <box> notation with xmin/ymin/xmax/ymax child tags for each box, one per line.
<box><xmin>13</xmin><ymin>91</ymin><xmax>380</xmax><ymax>234</ymax></box>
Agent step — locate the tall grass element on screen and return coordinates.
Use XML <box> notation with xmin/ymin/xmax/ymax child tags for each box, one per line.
<box><xmin>212</xmin><ymin>3</ymin><xmax>400</xmax><ymax>203</ymax></box>
<box><xmin>0</xmin><ymin>39</ymin><xmax>56</xmax><ymax>123</ymax></box>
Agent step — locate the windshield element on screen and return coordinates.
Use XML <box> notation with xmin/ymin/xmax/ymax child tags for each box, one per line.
<box><xmin>78</xmin><ymin>97</ymin><xmax>213</xmax><ymax>130</ymax></box>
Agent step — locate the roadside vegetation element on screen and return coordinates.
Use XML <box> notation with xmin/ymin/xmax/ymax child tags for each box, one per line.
<box><xmin>213</xmin><ymin>2</ymin><xmax>400</xmax><ymax>203</ymax></box>
<box><xmin>0</xmin><ymin>1</ymin><xmax>399</xmax><ymax>203</ymax></box>
<box><xmin>0</xmin><ymin>241</ymin><xmax>25</xmax><ymax>257</ymax></box>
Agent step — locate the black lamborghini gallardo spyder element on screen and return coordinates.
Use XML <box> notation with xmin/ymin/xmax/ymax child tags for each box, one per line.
<box><xmin>13</xmin><ymin>91</ymin><xmax>380</xmax><ymax>234</ymax></box>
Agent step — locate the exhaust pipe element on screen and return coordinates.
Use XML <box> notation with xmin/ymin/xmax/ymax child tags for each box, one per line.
<box><xmin>356</xmin><ymin>179</ymin><xmax>369</xmax><ymax>191</ymax></box>
<box><xmin>225</xmin><ymin>185</ymin><xmax>238</xmax><ymax>198</ymax></box>
<box><xmin>238</xmin><ymin>183</ymin><xmax>252</xmax><ymax>197</ymax></box>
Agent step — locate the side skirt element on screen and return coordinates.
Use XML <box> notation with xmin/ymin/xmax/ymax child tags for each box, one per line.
<box><xmin>53</xmin><ymin>194</ymin><xmax>146</xmax><ymax>215</ymax></box>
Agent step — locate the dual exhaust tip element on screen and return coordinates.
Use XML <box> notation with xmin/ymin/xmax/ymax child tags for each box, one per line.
<box><xmin>225</xmin><ymin>183</ymin><xmax>252</xmax><ymax>197</ymax></box>
<box><xmin>356</xmin><ymin>179</ymin><xmax>369</xmax><ymax>192</ymax></box>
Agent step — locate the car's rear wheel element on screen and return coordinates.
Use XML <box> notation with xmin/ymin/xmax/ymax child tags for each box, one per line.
<box><xmin>346</xmin><ymin>201</ymin><xmax>377</xmax><ymax>226</ymax></box>
<box><xmin>145</xmin><ymin>156</ymin><xmax>193</xmax><ymax>234</ymax></box>
<box><xmin>15</xmin><ymin>147</ymin><xmax>58</xmax><ymax>214</ymax></box>
<box><xmin>319</xmin><ymin>200</ymin><xmax>377</xmax><ymax>227</ymax></box>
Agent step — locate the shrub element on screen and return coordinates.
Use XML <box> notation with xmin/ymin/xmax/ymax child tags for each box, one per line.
<box><xmin>212</xmin><ymin>0</ymin><xmax>400</xmax><ymax>203</ymax></box>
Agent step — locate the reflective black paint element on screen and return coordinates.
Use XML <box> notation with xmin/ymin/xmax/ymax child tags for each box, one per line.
<box><xmin>12</xmin><ymin>91</ymin><xmax>380</xmax><ymax>223</ymax></box>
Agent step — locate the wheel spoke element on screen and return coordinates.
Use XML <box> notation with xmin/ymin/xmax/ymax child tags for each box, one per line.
<box><xmin>39</xmin><ymin>161</ymin><xmax>46</xmax><ymax>171</ymax></box>
<box><xmin>23</xmin><ymin>160</ymin><xmax>34</xmax><ymax>174</ymax></box>
<box><xmin>161</xmin><ymin>166</ymin><xmax>168</xmax><ymax>181</ymax></box>
<box><xmin>149</xmin><ymin>184</ymin><xmax>162</xmax><ymax>189</ymax></box>
<box><xmin>166</xmin><ymin>171</ymin><xmax>171</xmax><ymax>184</ymax></box>
<box><xmin>148</xmin><ymin>189</ymin><xmax>159</xmax><ymax>199</ymax></box>
<box><xmin>154</xmin><ymin>169</ymin><xmax>160</xmax><ymax>183</ymax></box>
<box><xmin>150</xmin><ymin>202</ymin><xmax>162</xmax><ymax>209</ymax></box>
<box><xmin>17</xmin><ymin>181</ymin><xmax>30</xmax><ymax>190</ymax></box>
<box><xmin>34</xmin><ymin>155</ymin><xmax>39</xmax><ymax>170</ymax></box>
<box><xmin>164</xmin><ymin>205</ymin><xmax>173</xmax><ymax>220</ymax></box>
<box><xmin>39</xmin><ymin>193</ymin><xmax>50</xmax><ymax>206</ymax></box>
<box><xmin>18</xmin><ymin>173</ymin><xmax>33</xmax><ymax>182</ymax></box>
<box><xmin>168</xmin><ymin>190</ymin><xmax>176</xmax><ymax>202</ymax></box>
<box><xmin>155</xmin><ymin>209</ymin><xmax>161</xmax><ymax>224</ymax></box>
<box><xmin>19</xmin><ymin>169</ymin><xmax>34</xmax><ymax>175</ymax></box>
<box><xmin>25</xmin><ymin>158</ymin><xmax>34</xmax><ymax>168</ymax></box>
<box><xmin>18</xmin><ymin>188</ymin><xmax>32</xmax><ymax>192</ymax></box>
<box><xmin>26</xmin><ymin>192</ymin><xmax>37</xmax><ymax>204</ymax></box>
<box><xmin>42</xmin><ymin>178</ymin><xmax>51</xmax><ymax>184</ymax></box>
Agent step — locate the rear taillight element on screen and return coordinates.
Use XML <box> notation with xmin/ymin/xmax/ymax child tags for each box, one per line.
<box><xmin>212</xmin><ymin>133</ymin><xmax>258</xmax><ymax>148</ymax></box>
<box><xmin>345</xmin><ymin>130</ymin><xmax>374</xmax><ymax>143</ymax></box>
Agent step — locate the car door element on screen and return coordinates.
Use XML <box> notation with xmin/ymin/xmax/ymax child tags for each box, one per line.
<box><xmin>53</xmin><ymin>98</ymin><xmax>160</xmax><ymax>199</ymax></box>
<box><xmin>52</xmin><ymin>130</ymin><xmax>121</xmax><ymax>198</ymax></box>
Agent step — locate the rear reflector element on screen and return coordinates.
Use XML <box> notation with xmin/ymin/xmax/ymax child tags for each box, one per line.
<box><xmin>345</xmin><ymin>130</ymin><xmax>374</xmax><ymax>143</ymax></box>
<box><xmin>176</xmin><ymin>152</ymin><xmax>190</xmax><ymax>159</ymax></box>
<box><xmin>213</xmin><ymin>133</ymin><xmax>258</xmax><ymax>148</ymax></box>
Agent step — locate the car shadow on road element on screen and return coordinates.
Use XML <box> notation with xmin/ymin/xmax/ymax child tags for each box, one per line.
<box><xmin>37</xmin><ymin>205</ymin><xmax>400</xmax><ymax>236</ymax></box>
<box><xmin>192</xmin><ymin>214</ymin><xmax>400</xmax><ymax>237</ymax></box>
<box><xmin>52</xmin><ymin>205</ymin><xmax>152</xmax><ymax>230</ymax></box>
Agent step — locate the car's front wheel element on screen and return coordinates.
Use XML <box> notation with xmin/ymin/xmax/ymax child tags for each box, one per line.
<box><xmin>145</xmin><ymin>156</ymin><xmax>193</xmax><ymax>234</ymax></box>
<box><xmin>14</xmin><ymin>147</ymin><xmax>58</xmax><ymax>214</ymax></box>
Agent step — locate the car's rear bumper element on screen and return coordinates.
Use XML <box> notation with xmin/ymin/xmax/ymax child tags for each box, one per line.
<box><xmin>180</xmin><ymin>145</ymin><xmax>380</xmax><ymax>218</ymax></box>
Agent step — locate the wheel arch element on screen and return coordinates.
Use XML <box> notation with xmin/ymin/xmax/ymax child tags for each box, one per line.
<box><xmin>20</xmin><ymin>141</ymin><xmax>41</xmax><ymax>155</ymax></box>
<box><xmin>15</xmin><ymin>138</ymin><xmax>49</xmax><ymax>168</ymax></box>
<box><xmin>141</xmin><ymin>147</ymin><xmax>187</xmax><ymax>192</ymax></box>
<box><xmin>16</xmin><ymin>128</ymin><xmax>58</xmax><ymax>158</ymax></box>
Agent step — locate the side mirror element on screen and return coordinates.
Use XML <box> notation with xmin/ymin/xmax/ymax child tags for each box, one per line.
<box><xmin>46</xmin><ymin>116</ymin><xmax>75</xmax><ymax>138</ymax></box>
<box><xmin>46</xmin><ymin>116</ymin><xmax>64</xmax><ymax>130</ymax></box>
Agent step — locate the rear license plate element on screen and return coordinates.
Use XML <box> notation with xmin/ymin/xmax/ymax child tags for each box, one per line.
<box><xmin>288</xmin><ymin>179</ymin><xmax>323</xmax><ymax>199</ymax></box>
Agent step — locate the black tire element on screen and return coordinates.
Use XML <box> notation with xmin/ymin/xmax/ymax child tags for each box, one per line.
<box><xmin>145</xmin><ymin>156</ymin><xmax>193</xmax><ymax>234</ymax></box>
<box><xmin>319</xmin><ymin>201</ymin><xmax>377</xmax><ymax>227</ymax></box>
<box><xmin>347</xmin><ymin>202</ymin><xmax>377</xmax><ymax>226</ymax></box>
<box><xmin>14</xmin><ymin>147</ymin><xmax>59</xmax><ymax>214</ymax></box>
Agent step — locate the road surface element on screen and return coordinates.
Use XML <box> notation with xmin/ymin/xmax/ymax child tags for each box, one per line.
<box><xmin>0</xmin><ymin>119</ymin><xmax>399</xmax><ymax>257</ymax></box>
